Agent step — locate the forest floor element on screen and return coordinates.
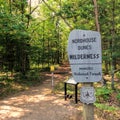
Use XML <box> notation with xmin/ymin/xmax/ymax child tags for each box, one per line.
<box><xmin>0</xmin><ymin>65</ymin><xmax>120</xmax><ymax>120</ymax></box>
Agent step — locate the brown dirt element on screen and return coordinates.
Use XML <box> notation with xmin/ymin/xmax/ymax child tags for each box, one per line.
<box><xmin>0</xmin><ymin>66</ymin><xmax>119</xmax><ymax>120</ymax></box>
<box><xmin>0</xmin><ymin>66</ymin><xmax>83</xmax><ymax>120</ymax></box>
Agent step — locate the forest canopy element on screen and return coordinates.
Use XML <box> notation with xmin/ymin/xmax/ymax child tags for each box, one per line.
<box><xmin>0</xmin><ymin>0</ymin><xmax>120</xmax><ymax>75</ymax></box>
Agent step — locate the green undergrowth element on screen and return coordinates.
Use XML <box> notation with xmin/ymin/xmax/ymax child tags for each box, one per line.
<box><xmin>0</xmin><ymin>64</ymin><xmax>60</xmax><ymax>99</ymax></box>
<box><xmin>115</xmin><ymin>71</ymin><xmax>120</xmax><ymax>79</ymax></box>
<box><xmin>54</xmin><ymin>81</ymin><xmax>75</xmax><ymax>95</ymax></box>
<box><xmin>54</xmin><ymin>80</ymin><xmax>120</xmax><ymax>119</ymax></box>
<box><xmin>54</xmin><ymin>80</ymin><xmax>120</xmax><ymax>110</ymax></box>
<box><xmin>95</xmin><ymin>104</ymin><xmax>120</xmax><ymax>120</ymax></box>
<box><xmin>95</xmin><ymin>86</ymin><xmax>113</xmax><ymax>102</ymax></box>
<box><xmin>0</xmin><ymin>69</ymin><xmax>43</xmax><ymax>99</ymax></box>
<box><xmin>95</xmin><ymin>85</ymin><xmax>120</xmax><ymax>119</ymax></box>
<box><xmin>95</xmin><ymin>103</ymin><xmax>119</xmax><ymax>111</ymax></box>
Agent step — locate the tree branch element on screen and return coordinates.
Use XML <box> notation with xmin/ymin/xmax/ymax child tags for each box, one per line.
<box><xmin>42</xmin><ymin>0</ymin><xmax>73</xmax><ymax>30</ymax></box>
<box><xmin>27</xmin><ymin>0</ymin><xmax>42</xmax><ymax>28</ymax></box>
<box><xmin>30</xmin><ymin>0</ymin><xmax>43</xmax><ymax>15</ymax></box>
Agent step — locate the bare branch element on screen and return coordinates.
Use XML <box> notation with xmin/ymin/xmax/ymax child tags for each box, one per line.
<box><xmin>30</xmin><ymin>0</ymin><xmax>43</xmax><ymax>15</ymax></box>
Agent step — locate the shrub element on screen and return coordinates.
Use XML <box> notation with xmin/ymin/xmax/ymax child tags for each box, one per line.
<box><xmin>117</xmin><ymin>93</ymin><xmax>120</xmax><ymax>103</ymax></box>
<box><xmin>96</xmin><ymin>87</ymin><xmax>113</xmax><ymax>102</ymax></box>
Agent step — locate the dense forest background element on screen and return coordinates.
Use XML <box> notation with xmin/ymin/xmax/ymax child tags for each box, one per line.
<box><xmin>0</xmin><ymin>0</ymin><xmax>120</xmax><ymax>89</ymax></box>
<box><xmin>0</xmin><ymin>1</ymin><xmax>120</xmax><ymax>119</ymax></box>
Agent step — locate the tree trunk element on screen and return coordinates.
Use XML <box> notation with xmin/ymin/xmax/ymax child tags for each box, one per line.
<box><xmin>93</xmin><ymin>0</ymin><xmax>100</xmax><ymax>32</ymax></box>
<box><xmin>111</xmin><ymin>0</ymin><xmax>115</xmax><ymax>90</ymax></box>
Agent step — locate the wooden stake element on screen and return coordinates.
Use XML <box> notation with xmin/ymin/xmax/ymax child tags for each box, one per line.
<box><xmin>83</xmin><ymin>103</ymin><xmax>94</xmax><ymax>120</ymax></box>
<box><xmin>83</xmin><ymin>83</ymin><xmax>94</xmax><ymax>120</ymax></box>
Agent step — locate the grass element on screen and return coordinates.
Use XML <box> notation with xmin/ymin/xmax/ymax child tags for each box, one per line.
<box><xmin>94</xmin><ymin>103</ymin><xmax>119</xmax><ymax>111</ymax></box>
<box><xmin>95</xmin><ymin>104</ymin><xmax>120</xmax><ymax>120</ymax></box>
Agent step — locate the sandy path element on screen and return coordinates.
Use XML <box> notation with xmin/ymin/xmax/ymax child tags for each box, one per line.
<box><xmin>0</xmin><ymin>67</ymin><xmax>83</xmax><ymax>120</ymax></box>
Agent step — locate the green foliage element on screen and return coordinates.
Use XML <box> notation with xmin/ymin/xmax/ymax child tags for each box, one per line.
<box><xmin>0</xmin><ymin>69</ymin><xmax>42</xmax><ymax>99</ymax></box>
<box><xmin>95</xmin><ymin>103</ymin><xmax>119</xmax><ymax>111</ymax></box>
<box><xmin>0</xmin><ymin>0</ymin><xmax>120</xmax><ymax>91</ymax></box>
<box><xmin>59</xmin><ymin>0</ymin><xmax>94</xmax><ymax>29</ymax></box>
<box><xmin>0</xmin><ymin>1</ymin><xmax>31</xmax><ymax>74</ymax></box>
<box><xmin>54</xmin><ymin>80</ymin><xmax>75</xmax><ymax>94</ymax></box>
<box><xmin>0</xmin><ymin>77</ymin><xmax>27</xmax><ymax>99</ymax></box>
<box><xmin>115</xmin><ymin>72</ymin><xmax>120</xmax><ymax>79</ymax></box>
<box><xmin>96</xmin><ymin>87</ymin><xmax>113</xmax><ymax>102</ymax></box>
<box><xmin>117</xmin><ymin>93</ymin><xmax>120</xmax><ymax>101</ymax></box>
<box><xmin>54</xmin><ymin>82</ymin><xmax>64</xmax><ymax>92</ymax></box>
<box><xmin>100</xmin><ymin>0</ymin><xmax>120</xmax><ymax>73</ymax></box>
<box><xmin>14</xmin><ymin>70</ymin><xmax>42</xmax><ymax>86</ymax></box>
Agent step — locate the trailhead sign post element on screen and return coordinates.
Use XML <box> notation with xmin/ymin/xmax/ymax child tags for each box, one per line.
<box><xmin>67</xmin><ymin>30</ymin><xmax>102</xmax><ymax>120</ymax></box>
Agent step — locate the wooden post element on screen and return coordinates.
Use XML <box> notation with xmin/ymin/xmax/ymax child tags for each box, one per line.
<box><xmin>83</xmin><ymin>83</ymin><xmax>94</xmax><ymax>120</ymax></box>
<box><xmin>50</xmin><ymin>65</ymin><xmax>54</xmax><ymax>91</ymax></box>
<box><xmin>83</xmin><ymin>103</ymin><xmax>94</xmax><ymax>120</ymax></box>
<box><xmin>67</xmin><ymin>30</ymin><xmax>102</xmax><ymax>120</ymax></box>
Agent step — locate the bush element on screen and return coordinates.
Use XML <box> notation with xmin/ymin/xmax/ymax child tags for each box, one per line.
<box><xmin>14</xmin><ymin>69</ymin><xmax>42</xmax><ymax>86</ymax></box>
<box><xmin>96</xmin><ymin>87</ymin><xmax>113</xmax><ymax>102</ymax></box>
<box><xmin>117</xmin><ymin>93</ymin><xmax>120</xmax><ymax>102</ymax></box>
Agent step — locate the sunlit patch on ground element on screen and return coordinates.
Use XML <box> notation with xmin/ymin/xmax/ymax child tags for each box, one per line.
<box><xmin>0</xmin><ymin>66</ymin><xmax>120</xmax><ymax>120</ymax></box>
<box><xmin>0</xmin><ymin>105</ymin><xmax>30</xmax><ymax>119</ymax></box>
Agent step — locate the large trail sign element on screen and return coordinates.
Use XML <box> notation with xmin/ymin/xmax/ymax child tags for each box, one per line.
<box><xmin>68</xmin><ymin>30</ymin><xmax>102</xmax><ymax>82</ymax></box>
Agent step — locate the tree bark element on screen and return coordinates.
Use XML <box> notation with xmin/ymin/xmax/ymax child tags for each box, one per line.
<box><xmin>93</xmin><ymin>0</ymin><xmax>100</xmax><ymax>32</ymax></box>
<box><xmin>111</xmin><ymin>0</ymin><xmax>116</xmax><ymax>90</ymax></box>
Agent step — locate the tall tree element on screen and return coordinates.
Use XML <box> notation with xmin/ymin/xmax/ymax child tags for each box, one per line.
<box><xmin>93</xmin><ymin>0</ymin><xmax>100</xmax><ymax>32</ymax></box>
<box><xmin>0</xmin><ymin>0</ymin><xmax>31</xmax><ymax>74</ymax></box>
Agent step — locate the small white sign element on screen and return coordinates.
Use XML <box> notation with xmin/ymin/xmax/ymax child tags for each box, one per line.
<box><xmin>67</xmin><ymin>30</ymin><xmax>102</xmax><ymax>82</ymax></box>
<box><xmin>80</xmin><ymin>86</ymin><xmax>96</xmax><ymax>104</ymax></box>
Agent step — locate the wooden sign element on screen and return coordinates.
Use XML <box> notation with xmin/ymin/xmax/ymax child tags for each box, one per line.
<box><xmin>67</xmin><ymin>30</ymin><xmax>102</xmax><ymax>82</ymax></box>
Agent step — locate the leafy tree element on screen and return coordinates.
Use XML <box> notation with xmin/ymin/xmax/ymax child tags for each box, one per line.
<box><xmin>98</xmin><ymin>0</ymin><xmax>120</xmax><ymax>89</ymax></box>
<box><xmin>0</xmin><ymin>0</ymin><xmax>31</xmax><ymax>74</ymax></box>
<box><xmin>0</xmin><ymin>0</ymin><xmax>120</xmax><ymax>81</ymax></box>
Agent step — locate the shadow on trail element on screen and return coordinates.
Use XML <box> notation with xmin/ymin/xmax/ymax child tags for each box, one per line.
<box><xmin>0</xmin><ymin>78</ymin><xmax>83</xmax><ymax>120</ymax></box>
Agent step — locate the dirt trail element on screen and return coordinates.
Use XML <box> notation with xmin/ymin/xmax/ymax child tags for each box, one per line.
<box><xmin>0</xmin><ymin>66</ymin><xmax>83</xmax><ymax>120</ymax></box>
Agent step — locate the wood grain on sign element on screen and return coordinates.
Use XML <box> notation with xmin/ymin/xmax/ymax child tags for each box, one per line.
<box><xmin>67</xmin><ymin>30</ymin><xmax>102</xmax><ymax>82</ymax></box>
